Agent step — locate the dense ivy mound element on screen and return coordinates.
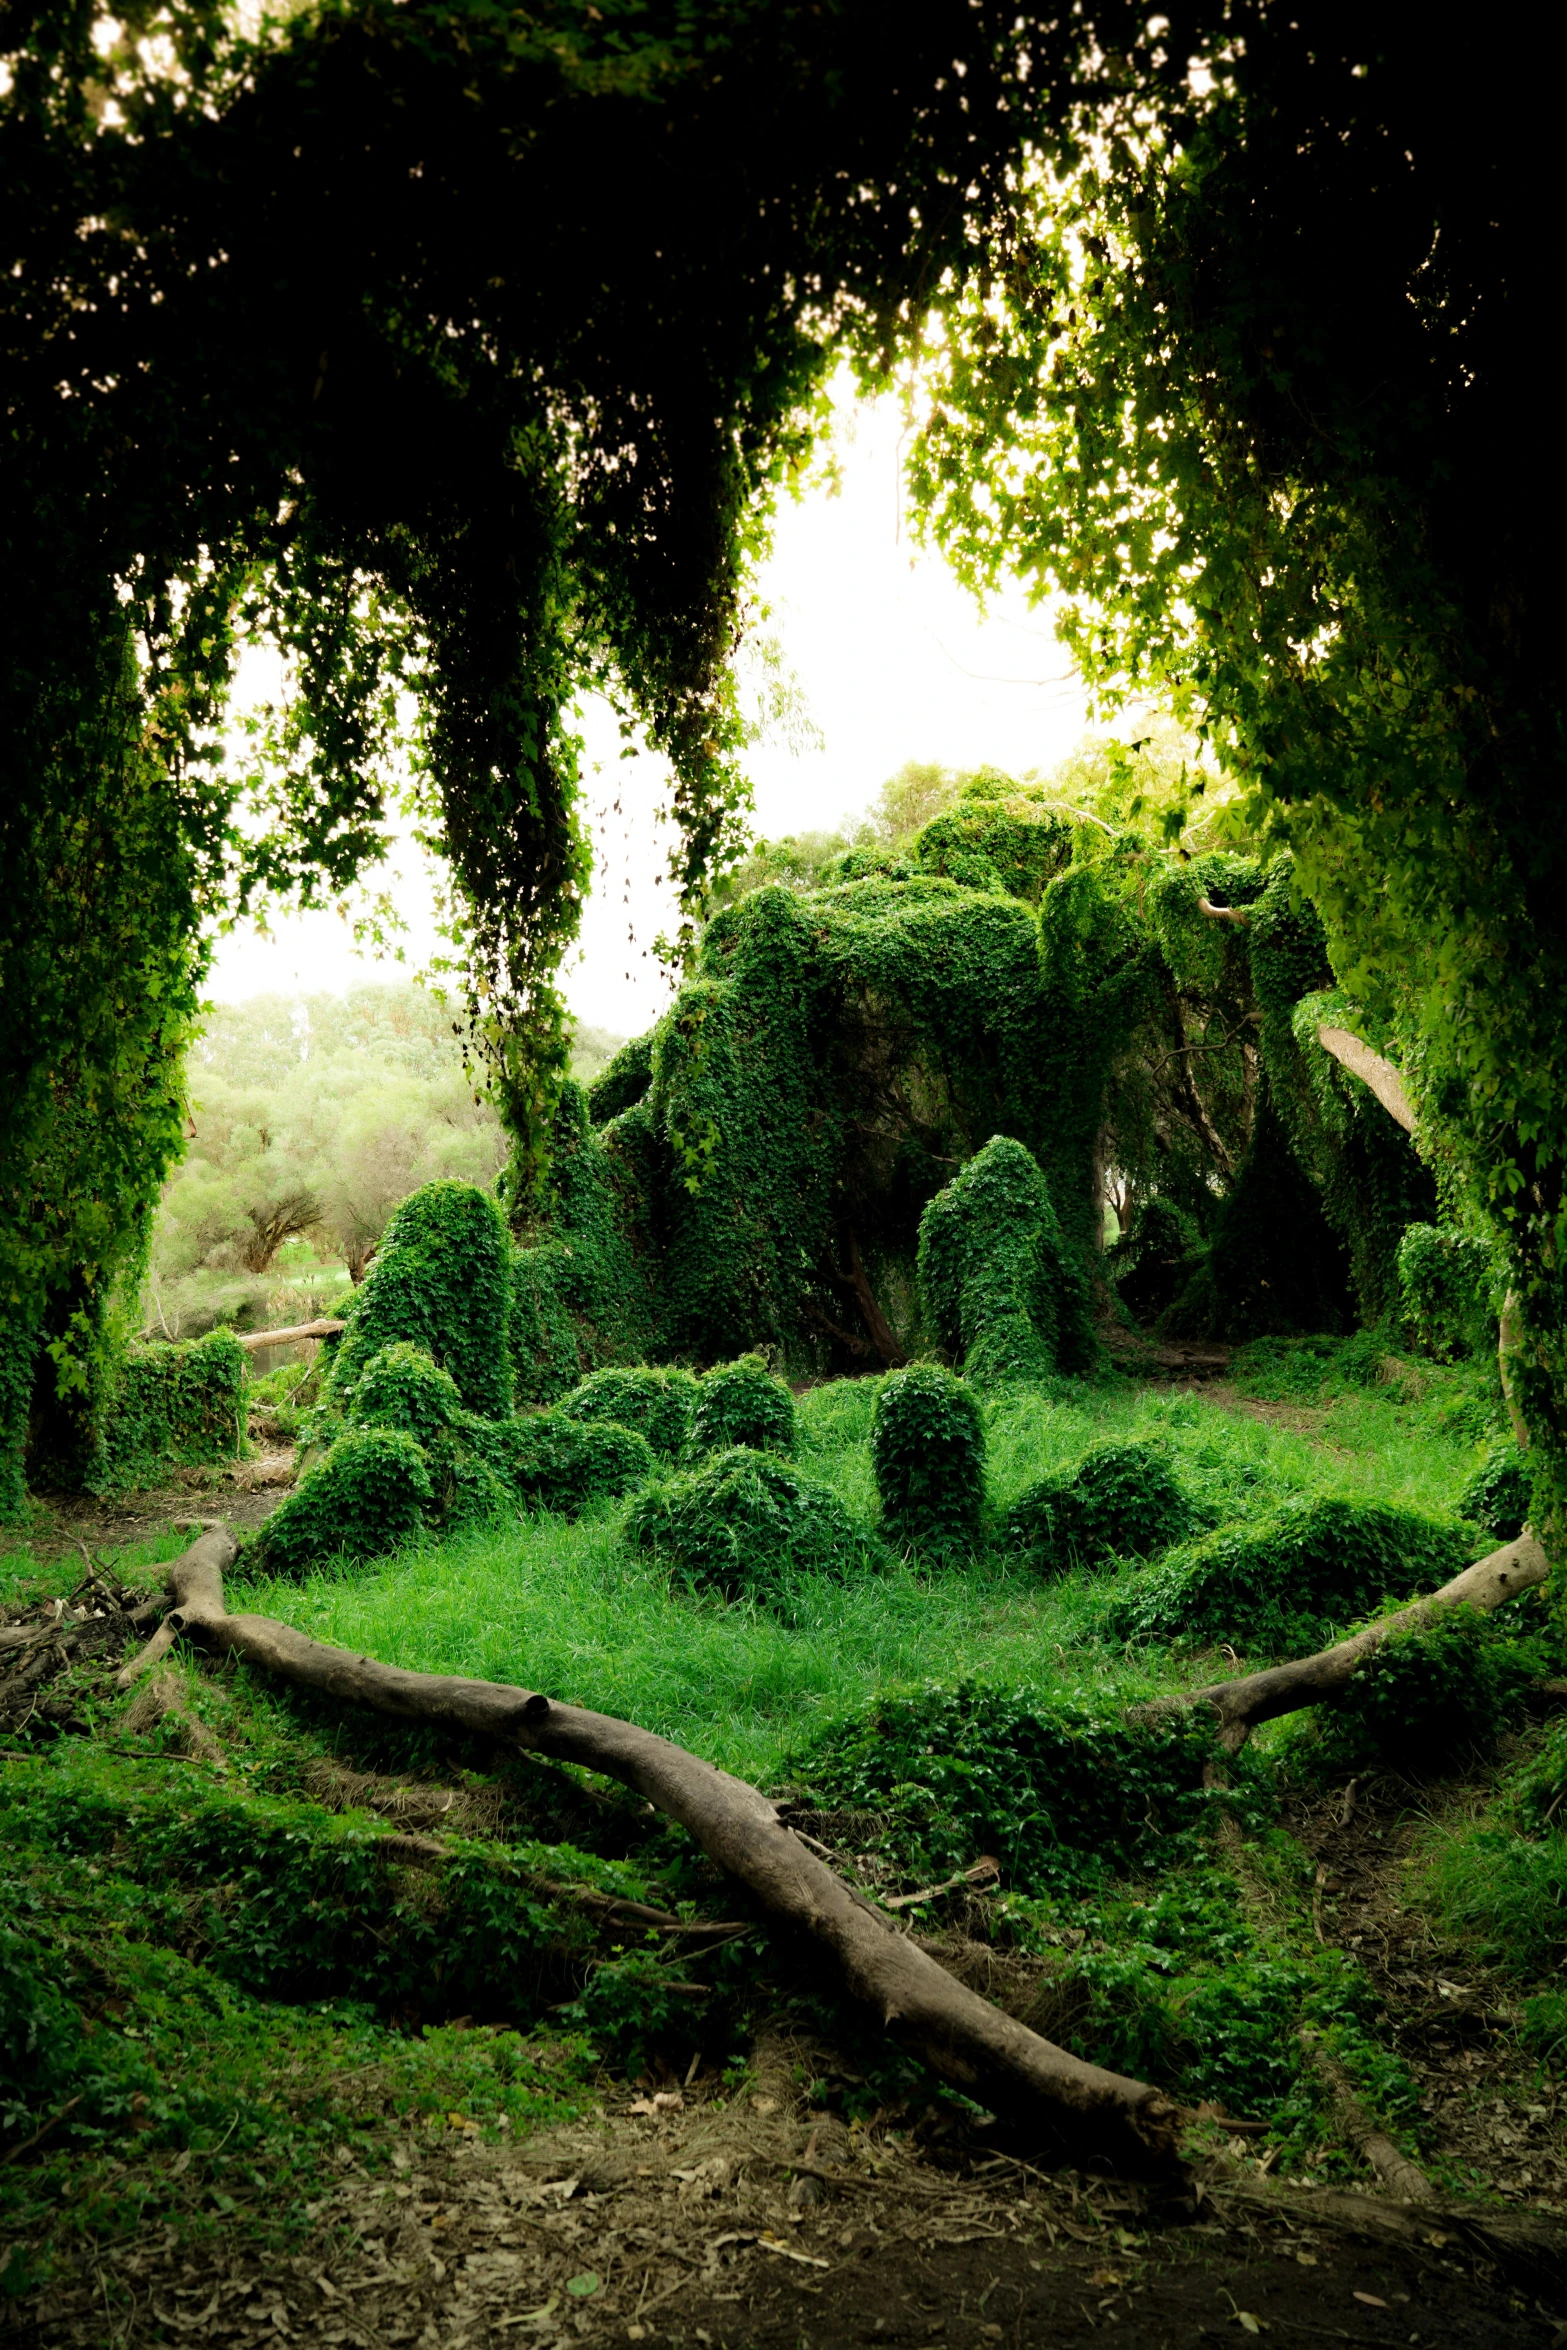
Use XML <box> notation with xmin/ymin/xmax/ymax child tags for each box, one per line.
<box><xmin>485</xmin><ymin>1413</ymin><xmax>655</xmax><ymax>1517</ymax></box>
<box><xmin>560</xmin><ymin>1366</ymin><xmax>698</xmax><ymax>1459</ymax></box>
<box><xmin>332</xmin><ymin>1182</ymin><xmax>512</xmax><ymax>1419</ymax></box>
<box><xmin>1106</xmin><ymin>1497</ymin><xmax>1474</xmax><ymax>1656</ymax></box>
<box><xmin>1458</xmin><ymin>1442</ymin><xmax>1532</xmax><ymax>1542</ymax></box>
<box><xmin>687</xmin><ymin>1355</ymin><xmax>795</xmax><ymax>1458</ymax></box>
<box><xmin>870</xmin><ymin>1363</ymin><xmax>985</xmax><ymax>1559</ymax></box>
<box><xmin>255</xmin><ymin>1427</ymin><xmax>434</xmax><ymax>1576</ymax></box>
<box><xmin>1290</xmin><ymin>1609</ymin><xmax>1543</xmax><ymax>1783</ymax></box>
<box><xmin>625</xmin><ymin>1447</ymin><xmax>862</xmax><ymax>1601</ymax></box>
<box><xmin>96</xmin><ymin>1330</ymin><xmax>246</xmax><ymax>1494</ymax></box>
<box><xmin>1004</xmin><ymin>1441</ymin><xmax>1198</xmax><ymax>1576</ymax></box>
<box><xmin>791</xmin><ymin>1681</ymin><xmax>1224</xmax><ymax>1897</ymax></box>
<box><xmin>343</xmin><ymin>1343</ymin><xmax>465</xmax><ymax>1448</ymax></box>
<box><xmin>917</xmin><ymin>1136</ymin><xmax>1093</xmax><ymax>1385</ymax></box>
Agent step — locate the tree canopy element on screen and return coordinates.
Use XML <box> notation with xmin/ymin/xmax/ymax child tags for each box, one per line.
<box><xmin>5</xmin><ymin>1</ymin><xmax>1565</xmax><ymax>1527</ymax></box>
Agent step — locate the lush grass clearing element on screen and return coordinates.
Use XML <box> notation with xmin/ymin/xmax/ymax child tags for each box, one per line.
<box><xmin>2</xmin><ymin>1351</ymin><xmax>1557</xmax><ymax>2261</ymax></box>
<box><xmin>219</xmin><ymin>1365</ymin><xmax>1491</xmax><ymax>1787</ymax></box>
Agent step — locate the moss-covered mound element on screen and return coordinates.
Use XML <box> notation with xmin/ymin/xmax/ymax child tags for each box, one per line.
<box><xmin>484</xmin><ymin>1413</ymin><xmax>655</xmax><ymax>1516</ymax></box>
<box><xmin>917</xmin><ymin>1135</ymin><xmax>1094</xmax><ymax>1385</ymax></box>
<box><xmin>330</xmin><ymin>1180</ymin><xmax>513</xmax><ymax>1419</ymax></box>
<box><xmin>559</xmin><ymin>1365</ymin><xmax>698</xmax><ymax>1460</ymax></box>
<box><xmin>1106</xmin><ymin>1496</ymin><xmax>1474</xmax><ymax>1656</ymax></box>
<box><xmin>870</xmin><ymin>1363</ymin><xmax>985</xmax><ymax>1558</ymax></box>
<box><xmin>253</xmin><ymin>1426</ymin><xmax>435</xmax><ymax>1575</ymax></box>
<box><xmin>1003</xmin><ymin>1441</ymin><xmax>1198</xmax><ymax>1575</ymax></box>
<box><xmin>343</xmin><ymin>1342</ymin><xmax>465</xmax><ymax>1447</ymax></box>
<box><xmin>687</xmin><ymin>1355</ymin><xmax>795</xmax><ymax>1457</ymax></box>
<box><xmin>625</xmin><ymin>1446</ymin><xmax>862</xmax><ymax>1600</ymax></box>
<box><xmin>791</xmin><ymin>1680</ymin><xmax>1224</xmax><ymax>1897</ymax></box>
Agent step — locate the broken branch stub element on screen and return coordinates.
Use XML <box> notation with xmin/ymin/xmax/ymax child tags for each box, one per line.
<box><xmin>1188</xmin><ymin>1532</ymin><xmax>1550</xmax><ymax>1752</ymax></box>
<box><xmin>119</xmin><ymin>1532</ymin><xmax>1182</xmax><ymax>2177</ymax></box>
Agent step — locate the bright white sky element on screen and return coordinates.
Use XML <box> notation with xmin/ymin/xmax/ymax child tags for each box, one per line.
<box><xmin>207</xmin><ymin>387</ymin><xmax>1093</xmax><ymax>1038</ymax></box>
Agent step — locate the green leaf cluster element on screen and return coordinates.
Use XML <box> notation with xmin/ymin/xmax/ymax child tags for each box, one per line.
<box><xmin>869</xmin><ymin>1364</ymin><xmax>986</xmax><ymax>1561</ymax></box>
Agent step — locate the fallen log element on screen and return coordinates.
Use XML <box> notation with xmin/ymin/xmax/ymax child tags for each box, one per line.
<box><xmin>1187</xmin><ymin>1532</ymin><xmax>1549</xmax><ymax>1752</ymax></box>
<box><xmin>117</xmin><ymin>1530</ymin><xmax>1181</xmax><ymax>2176</ymax></box>
<box><xmin>235</xmin><ymin>1318</ymin><xmax>346</xmax><ymax>1353</ymax></box>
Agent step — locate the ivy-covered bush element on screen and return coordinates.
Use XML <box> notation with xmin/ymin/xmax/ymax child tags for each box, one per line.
<box><xmin>1458</xmin><ymin>1441</ymin><xmax>1532</xmax><ymax>1542</ymax></box>
<box><xmin>1004</xmin><ymin>1441</ymin><xmax>1198</xmax><ymax>1575</ymax></box>
<box><xmin>1107</xmin><ymin>1496</ymin><xmax>1474</xmax><ymax>1656</ymax></box>
<box><xmin>253</xmin><ymin>1426</ymin><xmax>434</xmax><ymax>1575</ymax></box>
<box><xmin>1107</xmin><ymin>1197</ymin><xmax>1204</xmax><ymax>1327</ymax></box>
<box><xmin>1288</xmin><ymin>1608</ymin><xmax>1542</xmax><ymax>1781</ymax></box>
<box><xmin>917</xmin><ymin>1135</ymin><xmax>1094</xmax><ymax>1385</ymax></box>
<box><xmin>625</xmin><ymin>1446</ymin><xmax>863</xmax><ymax>1600</ymax></box>
<box><xmin>1397</xmin><ymin>1223</ymin><xmax>1497</xmax><ymax>1360</ymax></box>
<box><xmin>343</xmin><ymin>1342</ymin><xmax>464</xmax><ymax>1447</ymax></box>
<box><xmin>483</xmin><ymin>1412</ymin><xmax>655</xmax><ymax>1516</ymax></box>
<box><xmin>791</xmin><ymin>1681</ymin><xmax>1226</xmax><ymax>1897</ymax></box>
<box><xmin>559</xmin><ymin>1365</ymin><xmax>699</xmax><ymax>1459</ymax></box>
<box><xmin>510</xmin><ymin>1239</ymin><xmax>587</xmax><ymax>1407</ymax></box>
<box><xmin>97</xmin><ymin>1329</ymin><xmax>246</xmax><ymax>1491</ymax></box>
<box><xmin>870</xmin><ymin>1362</ymin><xmax>985</xmax><ymax>1558</ymax></box>
<box><xmin>331</xmin><ymin>1181</ymin><xmax>512</xmax><ymax>1419</ymax></box>
<box><xmin>587</xmin><ymin>1030</ymin><xmax>654</xmax><ymax>1127</ymax></box>
<box><xmin>687</xmin><ymin>1354</ymin><xmax>795</xmax><ymax>1457</ymax></box>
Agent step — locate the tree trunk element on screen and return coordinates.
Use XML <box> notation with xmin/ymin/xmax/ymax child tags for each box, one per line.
<box><xmin>1314</xmin><ymin>1027</ymin><xmax>1416</xmax><ymax>1135</ymax></box>
<box><xmin>119</xmin><ymin>1532</ymin><xmax>1181</xmax><ymax>2177</ymax></box>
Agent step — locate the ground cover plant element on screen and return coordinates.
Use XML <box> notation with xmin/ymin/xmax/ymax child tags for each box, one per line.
<box><xmin>5</xmin><ymin>1333</ymin><xmax>1567</xmax><ymax>2337</ymax></box>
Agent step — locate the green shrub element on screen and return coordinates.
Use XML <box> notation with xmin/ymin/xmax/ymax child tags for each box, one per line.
<box><xmin>252</xmin><ymin>1426</ymin><xmax>433</xmax><ymax>1575</ymax></box>
<box><xmin>483</xmin><ymin>1412</ymin><xmax>655</xmax><ymax>1516</ymax></box>
<box><xmin>1106</xmin><ymin>1496</ymin><xmax>1473</xmax><ymax>1655</ymax></box>
<box><xmin>1457</xmin><ymin>1441</ymin><xmax>1532</xmax><ymax>1542</ymax></box>
<box><xmin>687</xmin><ymin>1355</ymin><xmax>795</xmax><ymax>1457</ymax></box>
<box><xmin>625</xmin><ymin>1446</ymin><xmax>864</xmax><ymax>1600</ymax></box>
<box><xmin>1004</xmin><ymin>1441</ymin><xmax>1199</xmax><ymax>1575</ymax></box>
<box><xmin>1107</xmin><ymin>1197</ymin><xmax>1204</xmax><ymax>1327</ymax></box>
<box><xmin>1228</xmin><ymin>1329</ymin><xmax>1388</xmax><ymax>1402</ymax></box>
<box><xmin>559</xmin><ymin>1366</ymin><xmax>698</xmax><ymax>1459</ymax></box>
<box><xmin>917</xmin><ymin>1135</ymin><xmax>1094</xmax><ymax>1385</ymax></box>
<box><xmin>791</xmin><ymin>1681</ymin><xmax>1226</xmax><ymax>1897</ymax></box>
<box><xmin>870</xmin><ymin>1363</ymin><xmax>985</xmax><ymax>1559</ymax></box>
<box><xmin>344</xmin><ymin>1342</ymin><xmax>464</xmax><ymax>1447</ymax></box>
<box><xmin>331</xmin><ymin>1181</ymin><xmax>512</xmax><ymax>1419</ymax></box>
<box><xmin>97</xmin><ymin>1330</ymin><xmax>246</xmax><ymax>1490</ymax></box>
<box><xmin>1288</xmin><ymin>1608</ymin><xmax>1543</xmax><ymax>1782</ymax></box>
<box><xmin>1397</xmin><ymin>1222</ymin><xmax>1497</xmax><ymax>1360</ymax></box>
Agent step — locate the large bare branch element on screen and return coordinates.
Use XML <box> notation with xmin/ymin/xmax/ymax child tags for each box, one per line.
<box><xmin>119</xmin><ymin>1532</ymin><xmax>1181</xmax><ymax>2176</ymax></box>
<box><xmin>1187</xmin><ymin>1533</ymin><xmax>1548</xmax><ymax>1752</ymax></box>
<box><xmin>1315</xmin><ymin>1026</ymin><xmax>1415</xmax><ymax>1134</ymax></box>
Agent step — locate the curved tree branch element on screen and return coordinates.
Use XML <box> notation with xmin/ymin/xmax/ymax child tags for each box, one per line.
<box><xmin>1186</xmin><ymin>1532</ymin><xmax>1549</xmax><ymax>1752</ymax></box>
<box><xmin>119</xmin><ymin>1531</ymin><xmax>1182</xmax><ymax>2176</ymax></box>
<box><xmin>1315</xmin><ymin>1026</ymin><xmax>1415</xmax><ymax>1134</ymax></box>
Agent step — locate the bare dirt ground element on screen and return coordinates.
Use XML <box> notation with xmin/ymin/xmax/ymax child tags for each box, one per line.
<box><xmin>9</xmin><ymin>2087</ymin><xmax>1558</xmax><ymax>2350</ymax></box>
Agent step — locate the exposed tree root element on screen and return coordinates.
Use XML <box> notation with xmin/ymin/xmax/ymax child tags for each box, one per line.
<box><xmin>1187</xmin><ymin>1532</ymin><xmax>1550</xmax><ymax>1751</ymax></box>
<box><xmin>118</xmin><ymin>1530</ymin><xmax>1183</xmax><ymax>2177</ymax></box>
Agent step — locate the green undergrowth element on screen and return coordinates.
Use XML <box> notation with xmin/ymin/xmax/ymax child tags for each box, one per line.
<box><xmin>2</xmin><ymin>1354</ymin><xmax>1553</xmax><ymax>2252</ymax></box>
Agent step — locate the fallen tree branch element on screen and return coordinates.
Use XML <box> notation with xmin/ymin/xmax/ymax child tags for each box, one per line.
<box><xmin>234</xmin><ymin>1318</ymin><xmax>346</xmax><ymax>1353</ymax></box>
<box><xmin>1187</xmin><ymin>1533</ymin><xmax>1549</xmax><ymax>1752</ymax></box>
<box><xmin>1299</xmin><ymin>2031</ymin><xmax>1431</xmax><ymax>2202</ymax></box>
<box><xmin>118</xmin><ymin>1531</ymin><xmax>1182</xmax><ymax>2175</ymax></box>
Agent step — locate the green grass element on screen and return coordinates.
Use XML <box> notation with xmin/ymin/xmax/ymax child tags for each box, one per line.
<box><xmin>1</xmin><ymin>1346</ymin><xmax>1533</xmax><ymax>2251</ymax></box>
